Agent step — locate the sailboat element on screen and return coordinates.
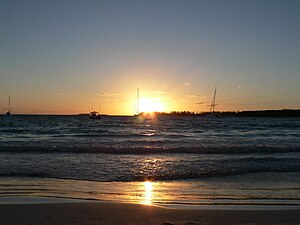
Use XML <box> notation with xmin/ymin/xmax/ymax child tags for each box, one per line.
<box><xmin>134</xmin><ymin>88</ymin><xmax>140</xmax><ymax>116</ymax></box>
<box><xmin>133</xmin><ymin>88</ymin><xmax>153</xmax><ymax>121</ymax></box>
<box><xmin>6</xmin><ymin>96</ymin><xmax>12</xmax><ymax>116</ymax></box>
<box><xmin>89</xmin><ymin>111</ymin><xmax>101</xmax><ymax>119</ymax></box>
<box><xmin>207</xmin><ymin>86</ymin><xmax>220</xmax><ymax>117</ymax></box>
<box><xmin>209</xmin><ymin>86</ymin><xmax>217</xmax><ymax>113</ymax></box>
<box><xmin>89</xmin><ymin>103</ymin><xmax>101</xmax><ymax>119</ymax></box>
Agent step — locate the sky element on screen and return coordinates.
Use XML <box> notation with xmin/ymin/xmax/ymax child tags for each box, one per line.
<box><xmin>0</xmin><ymin>0</ymin><xmax>299</xmax><ymax>115</ymax></box>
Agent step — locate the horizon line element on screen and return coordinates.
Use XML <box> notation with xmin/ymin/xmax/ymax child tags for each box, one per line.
<box><xmin>2</xmin><ymin>108</ymin><xmax>300</xmax><ymax>116</ymax></box>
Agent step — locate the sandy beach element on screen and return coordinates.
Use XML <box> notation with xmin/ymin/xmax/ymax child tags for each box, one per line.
<box><xmin>0</xmin><ymin>201</ymin><xmax>299</xmax><ymax>225</ymax></box>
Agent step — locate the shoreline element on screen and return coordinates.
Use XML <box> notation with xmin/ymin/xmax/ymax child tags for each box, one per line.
<box><xmin>1</xmin><ymin>174</ymin><xmax>300</xmax><ymax>209</ymax></box>
<box><xmin>0</xmin><ymin>196</ymin><xmax>299</xmax><ymax>210</ymax></box>
<box><xmin>0</xmin><ymin>200</ymin><xmax>299</xmax><ymax>225</ymax></box>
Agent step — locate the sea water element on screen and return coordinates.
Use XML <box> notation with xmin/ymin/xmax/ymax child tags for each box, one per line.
<box><xmin>0</xmin><ymin>115</ymin><xmax>299</xmax><ymax>207</ymax></box>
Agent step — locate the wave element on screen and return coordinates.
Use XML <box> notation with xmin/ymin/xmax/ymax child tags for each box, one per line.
<box><xmin>0</xmin><ymin>145</ymin><xmax>299</xmax><ymax>154</ymax></box>
<box><xmin>0</xmin><ymin>166</ymin><xmax>299</xmax><ymax>182</ymax></box>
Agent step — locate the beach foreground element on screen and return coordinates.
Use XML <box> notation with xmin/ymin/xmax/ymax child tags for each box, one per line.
<box><xmin>0</xmin><ymin>202</ymin><xmax>299</xmax><ymax>225</ymax></box>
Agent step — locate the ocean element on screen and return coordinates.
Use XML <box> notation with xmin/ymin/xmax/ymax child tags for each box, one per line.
<box><xmin>0</xmin><ymin>115</ymin><xmax>299</xmax><ymax>208</ymax></box>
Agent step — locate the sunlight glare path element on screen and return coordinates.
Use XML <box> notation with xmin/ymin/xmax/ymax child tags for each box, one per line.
<box><xmin>142</xmin><ymin>181</ymin><xmax>153</xmax><ymax>205</ymax></box>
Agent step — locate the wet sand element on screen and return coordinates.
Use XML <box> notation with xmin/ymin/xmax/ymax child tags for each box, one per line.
<box><xmin>0</xmin><ymin>202</ymin><xmax>299</xmax><ymax>225</ymax></box>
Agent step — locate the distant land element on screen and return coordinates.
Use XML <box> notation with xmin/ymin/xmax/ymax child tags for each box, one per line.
<box><xmin>77</xmin><ymin>109</ymin><xmax>300</xmax><ymax>117</ymax></box>
<box><xmin>2</xmin><ymin>109</ymin><xmax>300</xmax><ymax>117</ymax></box>
<box><xmin>138</xmin><ymin>109</ymin><xmax>300</xmax><ymax>117</ymax></box>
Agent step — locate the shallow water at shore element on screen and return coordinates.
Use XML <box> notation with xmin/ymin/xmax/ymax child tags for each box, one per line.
<box><xmin>1</xmin><ymin>172</ymin><xmax>299</xmax><ymax>208</ymax></box>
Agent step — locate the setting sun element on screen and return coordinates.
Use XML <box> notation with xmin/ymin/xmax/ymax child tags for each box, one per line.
<box><xmin>139</xmin><ymin>98</ymin><xmax>164</xmax><ymax>113</ymax></box>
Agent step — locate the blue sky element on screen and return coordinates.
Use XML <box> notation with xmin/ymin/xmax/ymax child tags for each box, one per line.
<box><xmin>0</xmin><ymin>0</ymin><xmax>299</xmax><ymax>114</ymax></box>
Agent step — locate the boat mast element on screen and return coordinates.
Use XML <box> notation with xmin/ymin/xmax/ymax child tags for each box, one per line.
<box><xmin>6</xmin><ymin>96</ymin><xmax>11</xmax><ymax>115</ymax></box>
<box><xmin>8</xmin><ymin>96</ymin><xmax>11</xmax><ymax>113</ymax></box>
<box><xmin>209</xmin><ymin>86</ymin><xmax>217</xmax><ymax>113</ymax></box>
<box><xmin>136</xmin><ymin>88</ymin><xmax>140</xmax><ymax>115</ymax></box>
<box><xmin>91</xmin><ymin>103</ymin><xmax>94</xmax><ymax>112</ymax></box>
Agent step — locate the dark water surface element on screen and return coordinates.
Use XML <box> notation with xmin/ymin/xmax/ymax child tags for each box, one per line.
<box><xmin>0</xmin><ymin>115</ymin><xmax>299</xmax><ymax>207</ymax></box>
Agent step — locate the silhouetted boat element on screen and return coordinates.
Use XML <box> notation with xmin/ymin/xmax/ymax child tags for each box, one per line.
<box><xmin>207</xmin><ymin>86</ymin><xmax>220</xmax><ymax>117</ymax></box>
<box><xmin>134</xmin><ymin>88</ymin><xmax>140</xmax><ymax>117</ymax></box>
<box><xmin>133</xmin><ymin>88</ymin><xmax>154</xmax><ymax>121</ymax></box>
<box><xmin>89</xmin><ymin>111</ymin><xmax>101</xmax><ymax>119</ymax></box>
<box><xmin>5</xmin><ymin>96</ymin><xmax>12</xmax><ymax>116</ymax></box>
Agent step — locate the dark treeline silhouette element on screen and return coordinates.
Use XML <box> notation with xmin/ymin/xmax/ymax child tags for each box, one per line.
<box><xmin>235</xmin><ymin>109</ymin><xmax>300</xmax><ymax>117</ymax></box>
<box><xmin>148</xmin><ymin>109</ymin><xmax>300</xmax><ymax>117</ymax></box>
<box><xmin>159</xmin><ymin>111</ymin><xmax>199</xmax><ymax>116</ymax></box>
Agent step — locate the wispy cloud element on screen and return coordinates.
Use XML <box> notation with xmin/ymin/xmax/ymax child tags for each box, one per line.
<box><xmin>100</xmin><ymin>92</ymin><xmax>118</xmax><ymax>97</ymax></box>
<box><xmin>185</xmin><ymin>94</ymin><xmax>200</xmax><ymax>98</ymax></box>
<box><xmin>194</xmin><ymin>102</ymin><xmax>204</xmax><ymax>105</ymax></box>
<box><xmin>184</xmin><ymin>82</ymin><xmax>191</xmax><ymax>86</ymax></box>
<box><xmin>154</xmin><ymin>91</ymin><xmax>166</xmax><ymax>94</ymax></box>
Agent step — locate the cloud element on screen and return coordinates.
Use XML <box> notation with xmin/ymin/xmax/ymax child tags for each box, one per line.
<box><xmin>194</xmin><ymin>102</ymin><xmax>204</xmax><ymax>105</ymax></box>
<box><xmin>184</xmin><ymin>82</ymin><xmax>191</xmax><ymax>86</ymax></box>
<box><xmin>154</xmin><ymin>91</ymin><xmax>166</xmax><ymax>94</ymax></box>
<box><xmin>100</xmin><ymin>92</ymin><xmax>118</xmax><ymax>97</ymax></box>
<box><xmin>185</xmin><ymin>94</ymin><xmax>200</xmax><ymax>98</ymax></box>
<box><xmin>236</xmin><ymin>86</ymin><xmax>242</xmax><ymax>89</ymax></box>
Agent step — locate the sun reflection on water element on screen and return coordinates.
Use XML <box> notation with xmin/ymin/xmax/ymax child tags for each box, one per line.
<box><xmin>141</xmin><ymin>181</ymin><xmax>153</xmax><ymax>205</ymax></box>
